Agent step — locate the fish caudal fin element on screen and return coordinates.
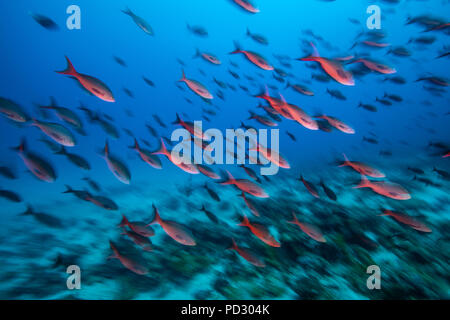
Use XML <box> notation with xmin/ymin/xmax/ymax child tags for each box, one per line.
<box><xmin>237</xmin><ymin>215</ymin><xmax>250</xmax><ymax>227</ymax></box>
<box><xmin>152</xmin><ymin>138</ymin><xmax>168</xmax><ymax>156</ymax></box>
<box><xmin>62</xmin><ymin>185</ymin><xmax>73</xmax><ymax>194</ymax></box>
<box><xmin>230</xmin><ymin>41</ymin><xmax>242</xmax><ymax>54</ymax></box>
<box><xmin>11</xmin><ymin>139</ymin><xmax>25</xmax><ymax>153</ymax></box>
<box><xmin>118</xmin><ymin>215</ymin><xmax>129</xmax><ymax>228</ymax></box>
<box><xmin>354</xmin><ymin>175</ymin><xmax>370</xmax><ymax>189</ymax></box>
<box><xmin>220</xmin><ymin>170</ymin><xmax>235</xmax><ymax>185</ymax></box>
<box><xmin>178</xmin><ymin>70</ymin><xmax>186</xmax><ymax>82</ymax></box>
<box><xmin>149</xmin><ymin>204</ymin><xmax>162</xmax><ymax>225</ymax></box>
<box><xmin>56</xmin><ymin>56</ymin><xmax>77</xmax><ymax>76</ymax></box>
<box><xmin>338</xmin><ymin>153</ymin><xmax>350</xmax><ymax>167</ymax></box>
<box><xmin>287</xmin><ymin>212</ymin><xmax>300</xmax><ymax>225</ymax></box>
<box><xmin>228</xmin><ymin>238</ymin><xmax>238</xmax><ymax>251</ymax></box>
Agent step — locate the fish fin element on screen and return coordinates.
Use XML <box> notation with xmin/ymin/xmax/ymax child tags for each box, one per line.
<box><xmin>20</xmin><ymin>205</ymin><xmax>34</xmax><ymax>216</ymax></box>
<box><xmin>193</xmin><ymin>48</ymin><xmax>200</xmax><ymax>59</ymax></box>
<box><xmin>230</xmin><ymin>41</ymin><xmax>242</xmax><ymax>54</ymax></box>
<box><xmin>237</xmin><ymin>214</ymin><xmax>250</xmax><ymax>227</ymax></box>
<box><xmin>152</xmin><ymin>138</ymin><xmax>168</xmax><ymax>156</ymax></box>
<box><xmin>287</xmin><ymin>212</ymin><xmax>299</xmax><ymax>225</ymax></box>
<box><xmin>354</xmin><ymin>175</ymin><xmax>370</xmax><ymax>189</ymax></box>
<box><xmin>220</xmin><ymin>170</ymin><xmax>235</xmax><ymax>185</ymax></box>
<box><xmin>149</xmin><ymin>204</ymin><xmax>161</xmax><ymax>225</ymax></box>
<box><xmin>227</xmin><ymin>238</ymin><xmax>238</xmax><ymax>251</ymax></box>
<box><xmin>338</xmin><ymin>153</ymin><xmax>350</xmax><ymax>167</ymax></box>
<box><xmin>54</xmin><ymin>146</ymin><xmax>67</xmax><ymax>155</ymax></box>
<box><xmin>131</xmin><ymin>138</ymin><xmax>139</xmax><ymax>150</ymax></box>
<box><xmin>55</xmin><ymin>56</ymin><xmax>77</xmax><ymax>76</ymax></box>
<box><xmin>178</xmin><ymin>70</ymin><xmax>186</xmax><ymax>82</ymax></box>
<box><xmin>121</xmin><ymin>7</ymin><xmax>132</xmax><ymax>16</ymax></box>
<box><xmin>118</xmin><ymin>215</ymin><xmax>128</xmax><ymax>227</ymax></box>
<box><xmin>62</xmin><ymin>185</ymin><xmax>73</xmax><ymax>194</ymax></box>
<box><xmin>104</xmin><ymin>141</ymin><xmax>109</xmax><ymax>157</ymax></box>
<box><xmin>172</xmin><ymin>113</ymin><xmax>181</xmax><ymax>125</ymax></box>
<box><xmin>11</xmin><ymin>139</ymin><xmax>26</xmax><ymax>153</ymax></box>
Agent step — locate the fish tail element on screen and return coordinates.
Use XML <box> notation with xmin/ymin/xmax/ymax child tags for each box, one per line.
<box><xmin>193</xmin><ymin>48</ymin><xmax>200</xmax><ymax>59</ymax></box>
<box><xmin>130</xmin><ymin>138</ymin><xmax>139</xmax><ymax>150</ymax></box>
<box><xmin>237</xmin><ymin>214</ymin><xmax>250</xmax><ymax>227</ymax></box>
<box><xmin>54</xmin><ymin>146</ymin><xmax>67</xmax><ymax>155</ymax></box>
<box><xmin>11</xmin><ymin>139</ymin><xmax>26</xmax><ymax>153</ymax></box>
<box><xmin>152</xmin><ymin>138</ymin><xmax>168</xmax><ymax>156</ymax></box>
<box><xmin>20</xmin><ymin>205</ymin><xmax>33</xmax><ymax>216</ymax></box>
<box><xmin>108</xmin><ymin>241</ymin><xmax>119</xmax><ymax>259</ymax></box>
<box><xmin>354</xmin><ymin>175</ymin><xmax>370</xmax><ymax>189</ymax></box>
<box><xmin>228</xmin><ymin>238</ymin><xmax>238</xmax><ymax>251</ymax></box>
<box><xmin>378</xmin><ymin>209</ymin><xmax>392</xmax><ymax>217</ymax></box>
<box><xmin>178</xmin><ymin>69</ymin><xmax>186</xmax><ymax>82</ymax></box>
<box><xmin>338</xmin><ymin>153</ymin><xmax>350</xmax><ymax>167</ymax></box>
<box><xmin>309</xmin><ymin>42</ymin><xmax>320</xmax><ymax>57</ymax></box>
<box><xmin>118</xmin><ymin>214</ymin><xmax>129</xmax><ymax>227</ymax></box>
<box><xmin>172</xmin><ymin>113</ymin><xmax>181</xmax><ymax>125</ymax></box>
<box><xmin>220</xmin><ymin>170</ymin><xmax>235</xmax><ymax>185</ymax></box>
<box><xmin>230</xmin><ymin>41</ymin><xmax>242</xmax><ymax>54</ymax></box>
<box><xmin>285</xmin><ymin>81</ymin><xmax>291</xmax><ymax>89</ymax></box>
<box><xmin>62</xmin><ymin>185</ymin><xmax>73</xmax><ymax>193</ymax></box>
<box><xmin>150</xmin><ymin>204</ymin><xmax>162</xmax><ymax>225</ymax></box>
<box><xmin>121</xmin><ymin>7</ymin><xmax>132</xmax><ymax>16</ymax></box>
<box><xmin>55</xmin><ymin>56</ymin><xmax>77</xmax><ymax>76</ymax></box>
<box><xmin>104</xmin><ymin>141</ymin><xmax>109</xmax><ymax>157</ymax></box>
<box><xmin>287</xmin><ymin>212</ymin><xmax>299</xmax><ymax>225</ymax></box>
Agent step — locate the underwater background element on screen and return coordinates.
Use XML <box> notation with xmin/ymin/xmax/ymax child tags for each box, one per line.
<box><xmin>0</xmin><ymin>0</ymin><xmax>449</xmax><ymax>299</ymax></box>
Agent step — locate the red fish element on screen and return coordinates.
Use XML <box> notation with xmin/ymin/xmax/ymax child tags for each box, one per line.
<box><xmin>315</xmin><ymin>115</ymin><xmax>355</xmax><ymax>134</ymax></box>
<box><xmin>298</xmin><ymin>43</ymin><xmax>354</xmax><ymax>86</ymax></box>
<box><xmin>179</xmin><ymin>70</ymin><xmax>213</xmax><ymax>99</ymax></box>
<box><xmin>152</xmin><ymin>138</ymin><xmax>199</xmax><ymax>174</ymax></box>
<box><xmin>173</xmin><ymin>113</ymin><xmax>206</xmax><ymax>139</ymax></box>
<box><xmin>130</xmin><ymin>139</ymin><xmax>162</xmax><ymax>169</ymax></box>
<box><xmin>339</xmin><ymin>153</ymin><xmax>385</xmax><ymax>178</ymax></box>
<box><xmin>379</xmin><ymin>210</ymin><xmax>431</xmax><ymax>233</ymax></box>
<box><xmin>237</xmin><ymin>215</ymin><xmax>281</xmax><ymax>247</ymax></box>
<box><xmin>250</xmin><ymin>142</ymin><xmax>290</xmax><ymax>169</ymax></box>
<box><xmin>239</xmin><ymin>192</ymin><xmax>260</xmax><ymax>217</ymax></box>
<box><xmin>108</xmin><ymin>241</ymin><xmax>149</xmax><ymax>275</ymax></box>
<box><xmin>121</xmin><ymin>229</ymin><xmax>153</xmax><ymax>252</ymax></box>
<box><xmin>443</xmin><ymin>152</ymin><xmax>450</xmax><ymax>158</ymax></box>
<box><xmin>230</xmin><ymin>43</ymin><xmax>273</xmax><ymax>70</ymax></box>
<box><xmin>299</xmin><ymin>175</ymin><xmax>320</xmax><ymax>198</ymax></box>
<box><xmin>118</xmin><ymin>214</ymin><xmax>155</xmax><ymax>237</ymax></box>
<box><xmin>278</xmin><ymin>93</ymin><xmax>318</xmax><ymax>130</ymax></box>
<box><xmin>194</xmin><ymin>49</ymin><xmax>221</xmax><ymax>65</ymax></box>
<box><xmin>197</xmin><ymin>164</ymin><xmax>221</xmax><ymax>179</ymax></box>
<box><xmin>56</xmin><ymin>56</ymin><xmax>115</xmax><ymax>102</ymax></box>
<box><xmin>103</xmin><ymin>142</ymin><xmax>131</xmax><ymax>184</ymax></box>
<box><xmin>228</xmin><ymin>238</ymin><xmax>265</xmax><ymax>267</ymax></box>
<box><xmin>287</xmin><ymin>212</ymin><xmax>326</xmax><ymax>243</ymax></box>
<box><xmin>233</xmin><ymin>0</ymin><xmax>260</xmax><ymax>13</ymax></box>
<box><xmin>362</xmin><ymin>41</ymin><xmax>391</xmax><ymax>48</ymax></box>
<box><xmin>149</xmin><ymin>204</ymin><xmax>196</xmax><ymax>246</ymax></box>
<box><xmin>12</xmin><ymin>140</ymin><xmax>56</xmax><ymax>182</ymax></box>
<box><xmin>220</xmin><ymin>170</ymin><xmax>269</xmax><ymax>198</ymax></box>
<box><xmin>354</xmin><ymin>175</ymin><xmax>411</xmax><ymax>200</ymax></box>
<box><xmin>349</xmin><ymin>58</ymin><xmax>396</xmax><ymax>74</ymax></box>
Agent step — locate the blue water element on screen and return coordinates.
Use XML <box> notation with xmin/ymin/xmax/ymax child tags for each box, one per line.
<box><xmin>0</xmin><ymin>0</ymin><xmax>449</xmax><ymax>299</ymax></box>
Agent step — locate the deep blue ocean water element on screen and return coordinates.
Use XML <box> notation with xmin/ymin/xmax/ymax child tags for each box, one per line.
<box><xmin>0</xmin><ymin>0</ymin><xmax>449</xmax><ymax>299</ymax></box>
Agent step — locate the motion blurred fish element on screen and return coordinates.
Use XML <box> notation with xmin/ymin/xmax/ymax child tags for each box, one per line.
<box><xmin>119</xmin><ymin>215</ymin><xmax>155</xmax><ymax>237</ymax></box>
<box><xmin>31</xmin><ymin>118</ymin><xmax>76</xmax><ymax>147</ymax></box>
<box><xmin>315</xmin><ymin>115</ymin><xmax>355</xmax><ymax>134</ymax></box>
<box><xmin>149</xmin><ymin>204</ymin><xmax>196</xmax><ymax>246</ymax></box>
<box><xmin>29</xmin><ymin>12</ymin><xmax>58</xmax><ymax>30</ymax></box>
<box><xmin>121</xmin><ymin>229</ymin><xmax>153</xmax><ymax>252</ymax></box>
<box><xmin>298</xmin><ymin>175</ymin><xmax>319</xmax><ymax>198</ymax></box>
<box><xmin>12</xmin><ymin>140</ymin><xmax>56</xmax><ymax>182</ymax></box>
<box><xmin>298</xmin><ymin>42</ymin><xmax>354</xmax><ymax>86</ymax></box>
<box><xmin>178</xmin><ymin>70</ymin><xmax>213</xmax><ymax>99</ymax></box>
<box><xmin>287</xmin><ymin>212</ymin><xmax>326</xmax><ymax>243</ymax></box>
<box><xmin>102</xmin><ymin>142</ymin><xmax>131</xmax><ymax>184</ymax></box>
<box><xmin>56</xmin><ymin>56</ymin><xmax>115</xmax><ymax>102</ymax></box>
<box><xmin>379</xmin><ymin>210</ymin><xmax>431</xmax><ymax>233</ymax></box>
<box><xmin>232</xmin><ymin>0</ymin><xmax>260</xmax><ymax>13</ymax></box>
<box><xmin>108</xmin><ymin>241</ymin><xmax>149</xmax><ymax>275</ymax></box>
<box><xmin>230</xmin><ymin>42</ymin><xmax>273</xmax><ymax>70</ymax></box>
<box><xmin>0</xmin><ymin>97</ymin><xmax>29</xmax><ymax>122</ymax></box>
<box><xmin>246</xmin><ymin>28</ymin><xmax>268</xmax><ymax>45</ymax></box>
<box><xmin>54</xmin><ymin>147</ymin><xmax>90</xmax><ymax>170</ymax></box>
<box><xmin>152</xmin><ymin>138</ymin><xmax>199</xmax><ymax>174</ymax></box>
<box><xmin>339</xmin><ymin>154</ymin><xmax>385</xmax><ymax>178</ymax></box>
<box><xmin>220</xmin><ymin>170</ymin><xmax>269</xmax><ymax>198</ymax></box>
<box><xmin>237</xmin><ymin>215</ymin><xmax>280</xmax><ymax>247</ymax></box>
<box><xmin>193</xmin><ymin>49</ymin><xmax>221</xmax><ymax>65</ymax></box>
<box><xmin>353</xmin><ymin>175</ymin><xmax>411</xmax><ymax>200</ymax></box>
<box><xmin>129</xmin><ymin>139</ymin><xmax>162</xmax><ymax>169</ymax></box>
<box><xmin>228</xmin><ymin>238</ymin><xmax>265</xmax><ymax>267</ymax></box>
<box><xmin>122</xmin><ymin>7</ymin><xmax>153</xmax><ymax>35</ymax></box>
